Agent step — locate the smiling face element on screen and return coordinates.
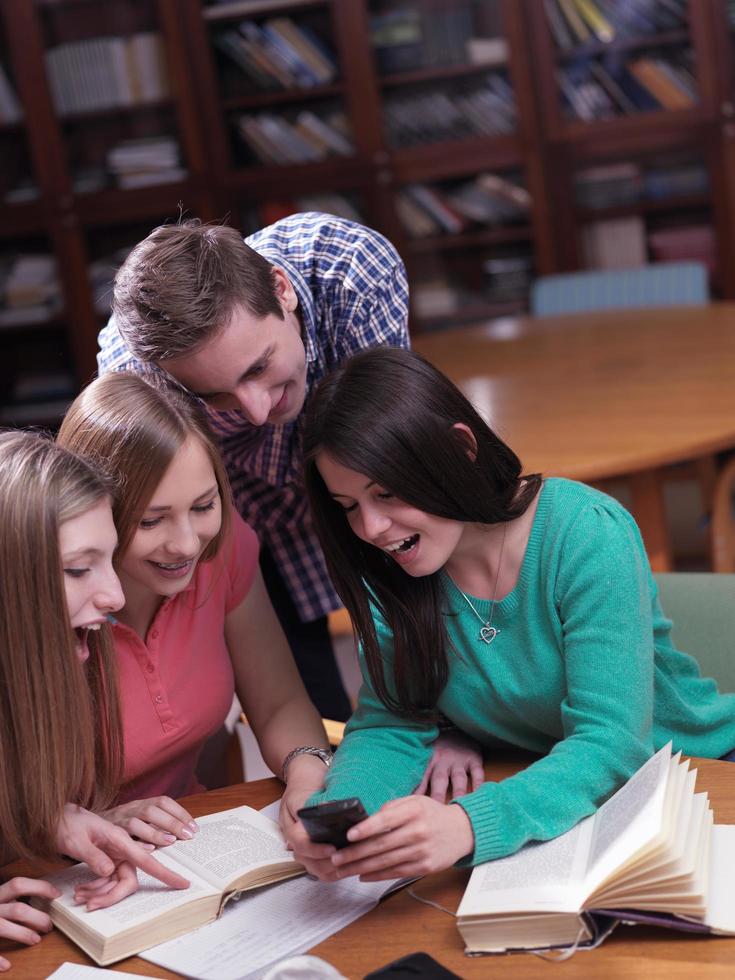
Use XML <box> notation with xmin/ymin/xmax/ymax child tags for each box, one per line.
<box><xmin>115</xmin><ymin>436</ymin><xmax>223</xmax><ymax>609</ymax></box>
<box><xmin>60</xmin><ymin>497</ymin><xmax>124</xmax><ymax>662</ymax></box>
<box><xmin>317</xmin><ymin>452</ymin><xmax>466</xmax><ymax>577</ymax></box>
<box><xmin>160</xmin><ymin>270</ymin><xmax>307</xmax><ymax>427</ymax></box>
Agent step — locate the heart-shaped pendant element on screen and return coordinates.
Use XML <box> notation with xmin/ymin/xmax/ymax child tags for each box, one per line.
<box><xmin>479</xmin><ymin>624</ymin><xmax>499</xmax><ymax>644</ymax></box>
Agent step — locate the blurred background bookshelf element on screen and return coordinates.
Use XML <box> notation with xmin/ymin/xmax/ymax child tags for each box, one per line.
<box><xmin>3</xmin><ymin>0</ymin><xmax>735</xmax><ymax>426</ymax></box>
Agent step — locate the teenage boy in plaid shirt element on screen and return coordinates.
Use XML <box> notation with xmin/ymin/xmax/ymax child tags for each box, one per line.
<box><xmin>97</xmin><ymin>212</ymin><xmax>409</xmax><ymax>722</ymax></box>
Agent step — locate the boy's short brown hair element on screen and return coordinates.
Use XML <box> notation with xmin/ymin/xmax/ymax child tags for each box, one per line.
<box><xmin>112</xmin><ymin>219</ymin><xmax>284</xmax><ymax>361</ymax></box>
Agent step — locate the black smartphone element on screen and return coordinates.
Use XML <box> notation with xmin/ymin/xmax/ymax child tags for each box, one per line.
<box><xmin>364</xmin><ymin>952</ymin><xmax>462</xmax><ymax>979</ymax></box>
<box><xmin>297</xmin><ymin>797</ymin><xmax>368</xmax><ymax>848</ymax></box>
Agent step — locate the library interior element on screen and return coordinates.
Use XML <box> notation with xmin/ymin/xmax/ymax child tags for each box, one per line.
<box><xmin>3</xmin><ymin>1</ymin><xmax>735</xmax><ymax>978</ymax></box>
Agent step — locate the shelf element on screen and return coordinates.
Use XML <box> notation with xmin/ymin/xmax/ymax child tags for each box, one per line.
<box><xmin>575</xmin><ymin>193</ymin><xmax>711</xmax><ymax>222</ymax></box>
<box><xmin>73</xmin><ymin>178</ymin><xmax>197</xmax><ymax>226</ymax></box>
<box><xmin>555</xmin><ymin>29</ymin><xmax>691</xmax><ymax>63</ymax></box>
<box><xmin>557</xmin><ymin>107</ymin><xmax>710</xmax><ymax>147</ymax></box>
<box><xmin>0</xmin><ymin>310</ymin><xmax>66</xmax><ymax>333</ymax></box>
<box><xmin>407</xmin><ymin>225</ymin><xmax>533</xmax><ymax>254</ymax></box>
<box><xmin>390</xmin><ymin>135</ymin><xmax>523</xmax><ymax>183</ymax></box>
<box><xmin>58</xmin><ymin>99</ymin><xmax>174</xmax><ymax>124</ymax></box>
<box><xmin>202</xmin><ymin>0</ymin><xmax>329</xmax><ymax>22</ymax></box>
<box><xmin>223</xmin><ymin>82</ymin><xmax>343</xmax><ymax>111</ymax></box>
<box><xmin>0</xmin><ymin>200</ymin><xmax>46</xmax><ymax>238</ymax></box>
<box><xmin>0</xmin><ymin>397</ymin><xmax>72</xmax><ymax>427</ymax></box>
<box><xmin>226</xmin><ymin>154</ymin><xmax>370</xmax><ymax>195</ymax></box>
<box><xmin>379</xmin><ymin>61</ymin><xmax>506</xmax><ymax>90</ymax></box>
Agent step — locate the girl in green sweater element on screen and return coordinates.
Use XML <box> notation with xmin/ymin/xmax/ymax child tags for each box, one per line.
<box><xmin>285</xmin><ymin>347</ymin><xmax>735</xmax><ymax>882</ymax></box>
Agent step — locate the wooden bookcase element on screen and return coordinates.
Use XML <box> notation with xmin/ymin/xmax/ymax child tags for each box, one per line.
<box><xmin>2</xmin><ymin>0</ymin><xmax>735</xmax><ymax>424</ymax></box>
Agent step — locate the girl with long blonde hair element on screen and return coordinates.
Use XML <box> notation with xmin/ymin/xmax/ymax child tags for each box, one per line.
<box><xmin>0</xmin><ymin>432</ymin><xmax>187</xmax><ymax>970</ymax></box>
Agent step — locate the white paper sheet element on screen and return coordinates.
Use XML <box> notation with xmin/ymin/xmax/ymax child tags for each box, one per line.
<box><xmin>141</xmin><ymin>873</ymin><xmax>398</xmax><ymax>980</ymax></box>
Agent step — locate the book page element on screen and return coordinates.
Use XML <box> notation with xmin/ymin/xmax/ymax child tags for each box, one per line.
<box><xmin>47</xmin><ymin>964</ymin><xmax>157</xmax><ymax>979</ymax></box>
<box><xmin>582</xmin><ymin>744</ymin><xmax>673</xmax><ymax>896</ymax></box>
<box><xmin>46</xmin><ymin>850</ymin><xmax>217</xmax><ymax>936</ymax></box>
<box><xmin>164</xmin><ymin>805</ymin><xmax>296</xmax><ymax>889</ymax></box>
<box><xmin>142</xmin><ymin>873</ymin><xmax>400</xmax><ymax>980</ymax></box>
<box><xmin>703</xmin><ymin>825</ymin><xmax>735</xmax><ymax>934</ymax></box>
<box><xmin>457</xmin><ymin>816</ymin><xmax>594</xmax><ymax>916</ymax></box>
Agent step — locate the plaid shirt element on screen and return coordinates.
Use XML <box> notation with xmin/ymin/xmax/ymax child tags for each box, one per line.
<box><xmin>97</xmin><ymin>212</ymin><xmax>409</xmax><ymax>621</ymax></box>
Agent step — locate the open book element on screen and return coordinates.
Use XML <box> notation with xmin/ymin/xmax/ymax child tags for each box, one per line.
<box><xmin>457</xmin><ymin>744</ymin><xmax>735</xmax><ymax>953</ymax></box>
<box><xmin>42</xmin><ymin>805</ymin><xmax>302</xmax><ymax>966</ymax></box>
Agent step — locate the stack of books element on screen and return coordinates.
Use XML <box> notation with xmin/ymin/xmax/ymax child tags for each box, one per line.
<box><xmin>574</xmin><ymin>161</ymin><xmax>709</xmax><ymax>208</ymax></box>
<box><xmin>397</xmin><ymin>173</ymin><xmax>531</xmax><ymax>238</ymax></box>
<box><xmin>45</xmin><ymin>32</ymin><xmax>170</xmax><ymax>116</ymax></box>
<box><xmin>0</xmin><ymin>253</ymin><xmax>62</xmax><ymax>327</ymax></box>
<box><xmin>106</xmin><ymin>137</ymin><xmax>185</xmax><ymax>189</ymax></box>
<box><xmin>214</xmin><ymin>17</ymin><xmax>337</xmax><ymax>91</ymax></box>
<box><xmin>235</xmin><ymin>108</ymin><xmax>353</xmax><ymax>165</ymax></box>
<box><xmin>383</xmin><ymin>73</ymin><xmax>516</xmax><ymax>148</ymax></box>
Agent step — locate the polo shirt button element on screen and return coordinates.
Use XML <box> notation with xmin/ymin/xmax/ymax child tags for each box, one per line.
<box><xmin>146</xmin><ymin>663</ymin><xmax>155</xmax><ymax>673</ymax></box>
<box><xmin>155</xmin><ymin>695</ymin><xmax>163</xmax><ymax>704</ymax></box>
<box><xmin>151</xmin><ymin>629</ymin><xmax>159</xmax><ymax>639</ymax></box>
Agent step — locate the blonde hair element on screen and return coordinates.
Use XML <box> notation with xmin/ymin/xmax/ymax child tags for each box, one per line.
<box><xmin>0</xmin><ymin>432</ymin><xmax>123</xmax><ymax>861</ymax></box>
<box><xmin>57</xmin><ymin>372</ymin><xmax>232</xmax><ymax>561</ymax></box>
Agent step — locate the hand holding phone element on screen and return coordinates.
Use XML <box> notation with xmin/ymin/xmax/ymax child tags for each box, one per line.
<box><xmin>296</xmin><ymin>798</ymin><xmax>368</xmax><ymax>849</ymax></box>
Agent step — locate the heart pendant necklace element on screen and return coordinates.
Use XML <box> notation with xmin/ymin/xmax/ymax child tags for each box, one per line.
<box><xmin>456</xmin><ymin>524</ymin><xmax>506</xmax><ymax>645</ymax></box>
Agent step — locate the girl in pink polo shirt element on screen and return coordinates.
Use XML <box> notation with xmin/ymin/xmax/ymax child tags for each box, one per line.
<box><xmin>58</xmin><ymin>373</ymin><xmax>330</xmax><ymax>847</ymax></box>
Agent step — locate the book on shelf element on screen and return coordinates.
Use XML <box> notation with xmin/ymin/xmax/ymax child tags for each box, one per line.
<box><xmin>545</xmin><ymin>0</ymin><xmax>575</xmax><ymax>50</ymax></box>
<box><xmin>557</xmin><ymin>0</ymin><xmax>592</xmax><ymax>43</ymax></box>
<box><xmin>643</xmin><ymin>163</ymin><xmax>709</xmax><ymax>199</ymax></box>
<box><xmin>628</xmin><ymin>58</ymin><xmax>695</xmax><ymax>111</ymax></box>
<box><xmin>45</xmin><ymin>33</ymin><xmax>170</xmax><ymax>116</ymax></box>
<box><xmin>574</xmin><ymin>0</ymin><xmax>615</xmax><ymax>42</ymax></box>
<box><xmin>648</xmin><ymin>225</ymin><xmax>716</xmax><ymax>276</ymax></box>
<box><xmin>575</xmin><ymin>162</ymin><xmax>644</xmax><ymax>208</ymax></box>
<box><xmin>236</xmin><ymin>110</ymin><xmax>352</xmax><ymax>165</ymax></box>
<box><xmin>581</xmin><ymin>216</ymin><xmax>647</xmax><ymax>268</ymax></box>
<box><xmin>1</xmin><ymin>253</ymin><xmax>60</xmax><ymax>310</ymax></box>
<box><xmin>40</xmin><ymin>805</ymin><xmax>303</xmax><ymax>966</ymax></box>
<box><xmin>402</xmin><ymin>184</ymin><xmax>468</xmax><ymax>235</ymax></box>
<box><xmin>262</xmin><ymin>18</ymin><xmax>337</xmax><ymax>85</ymax></box>
<box><xmin>106</xmin><ymin>136</ymin><xmax>184</xmax><ymax>188</ymax></box>
<box><xmin>213</xmin><ymin>31</ymin><xmax>280</xmax><ymax>90</ymax></box>
<box><xmin>456</xmin><ymin>744</ymin><xmax>735</xmax><ymax>955</ymax></box>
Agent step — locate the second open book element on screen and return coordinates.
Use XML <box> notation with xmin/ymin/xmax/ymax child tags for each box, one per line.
<box><xmin>457</xmin><ymin>744</ymin><xmax>735</xmax><ymax>953</ymax></box>
<box><xmin>43</xmin><ymin>806</ymin><xmax>302</xmax><ymax>965</ymax></box>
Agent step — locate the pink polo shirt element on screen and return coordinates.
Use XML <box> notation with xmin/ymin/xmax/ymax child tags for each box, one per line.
<box><xmin>113</xmin><ymin>510</ymin><xmax>259</xmax><ymax>802</ymax></box>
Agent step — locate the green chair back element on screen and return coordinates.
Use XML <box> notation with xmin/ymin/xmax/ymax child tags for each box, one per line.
<box><xmin>654</xmin><ymin>573</ymin><xmax>735</xmax><ymax>693</ymax></box>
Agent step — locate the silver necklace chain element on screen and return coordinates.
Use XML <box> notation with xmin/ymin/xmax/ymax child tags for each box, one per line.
<box><xmin>456</xmin><ymin>523</ymin><xmax>507</xmax><ymax>645</ymax></box>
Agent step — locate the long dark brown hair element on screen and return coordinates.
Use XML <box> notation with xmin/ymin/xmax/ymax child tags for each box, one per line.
<box><xmin>303</xmin><ymin>347</ymin><xmax>541</xmax><ymax>719</ymax></box>
<box><xmin>0</xmin><ymin>432</ymin><xmax>123</xmax><ymax>861</ymax></box>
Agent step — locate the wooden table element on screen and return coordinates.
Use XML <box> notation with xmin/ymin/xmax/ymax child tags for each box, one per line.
<box><xmin>5</xmin><ymin>756</ymin><xmax>735</xmax><ymax>979</ymax></box>
<box><xmin>413</xmin><ymin>304</ymin><xmax>735</xmax><ymax>571</ymax></box>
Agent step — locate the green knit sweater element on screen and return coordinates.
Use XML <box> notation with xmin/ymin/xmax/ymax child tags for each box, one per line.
<box><xmin>310</xmin><ymin>478</ymin><xmax>735</xmax><ymax>865</ymax></box>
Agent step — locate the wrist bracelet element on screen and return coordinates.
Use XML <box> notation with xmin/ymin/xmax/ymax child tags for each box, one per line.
<box><xmin>281</xmin><ymin>745</ymin><xmax>332</xmax><ymax>782</ymax></box>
